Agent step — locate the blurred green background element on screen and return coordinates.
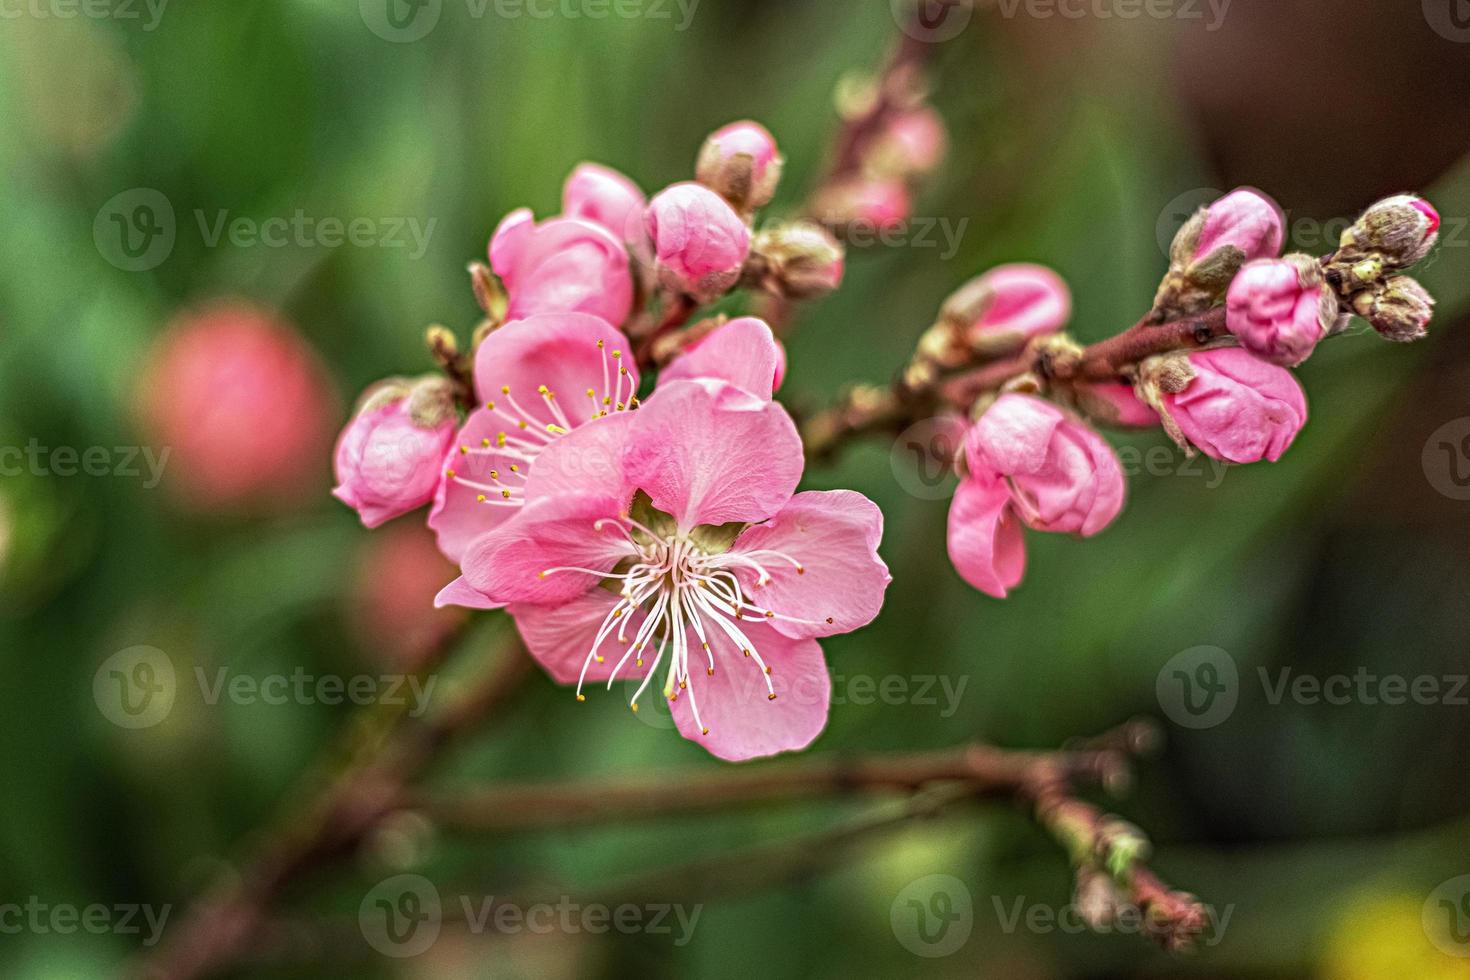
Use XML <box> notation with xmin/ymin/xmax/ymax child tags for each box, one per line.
<box><xmin>4</xmin><ymin>0</ymin><xmax>1470</xmax><ymax>977</ymax></box>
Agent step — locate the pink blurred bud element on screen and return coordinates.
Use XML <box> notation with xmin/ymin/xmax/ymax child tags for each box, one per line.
<box><xmin>333</xmin><ymin>377</ymin><xmax>458</xmax><ymax>529</ymax></box>
<box><xmin>958</xmin><ymin>263</ymin><xmax>1071</xmax><ymax>342</ymax></box>
<box><xmin>348</xmin><ymin>521</ymin><xmax>466</xmax><ymax>669</ymax></box>
<box><xmin>813</xmin><ymin>178</ymin><xmax>911</xmax><ymax>232</ymax></box>
<box><xmin>696</xmin><ymin>120</ymin><xmax>783</xmax><ymax>211</ymax></box>
<box><xmin>1159</xmin><ymin>348</ymin><xmax>1307</xmax><ymax>464</ymax></box>
<box><xmin>489</xmin><ymin>213</ymin><xmax>634</xmax><ymax>326</ymax></box>
<box><xmin>1075</xmin><ymin>382</ymin><xmax>1159</xmax><ymax>429</ymax></box>
<box><xmin>135</xmin><ymin>302</ymin><xmax>336</xmax><ymax>512</ymax></box>
<box><xmin>1226</xmin><ymin>257</ymin><xmax>1335</xmax><ymax>366</ymax></box>
<box><xmin>1192</xmin><ymin>188</ymin><xmax>1285</xmax><ymax>265</ymax></box>
<box><xmin>965</xmin><ymin>394</ymin><xmax>1126</xmax><ymax>537</ymax></box>
<box><xmin>562</xmin><ymin>162</ymin><xmax>646</xmax><ymax>244</ymax></box>
<box><xmin>869</xmin><ymin>107</ymin><xmax>947</xmax><ymax>177</ymax></box>
<box><xmin>645</xmin><ymin>182</ymin><xmax>751</xmax><ymax>302</ymax></box>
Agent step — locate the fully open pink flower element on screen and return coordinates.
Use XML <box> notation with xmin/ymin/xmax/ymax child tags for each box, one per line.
<box><xmin>645</xmin><ymin>182</ymin><xmax>751</xmax><ymax>302</ymax></box>
<box><xmin>443</xmin><ymin>378</ymin><xmax>890</xmax><ymax>762</ymax></box>
<box><xmin>334</xmin><ymin>378</ymin><xmax>458</xmax><ymax>528</ymax></box>
<box><xmin>947</xmin><ymin>395</ymin><xmax>1125</xmax><ymax>598</ymax></box>
<box><xmin>562</xmin><ymin>163</ymin><xmax>646</xmax><ymax>244</ymax></box>
<box><xmin>429</xmin><ymin>314</ymin><xmax>786</xmax><ymax>565</ymax></box>
<box><xmin>1159</xmin><ymin>348</ymin><xmax>1307</xmax><ymax>464</ymax></box>
<box><xmin>1225</xmin><ymin>257</ymin><xmax>1333</xmax><ymax>366</ymax></box>
<box><xmin>489</xmin><ymin>211</ymin><xmax>633</xmax><ymax>326</ymax></box>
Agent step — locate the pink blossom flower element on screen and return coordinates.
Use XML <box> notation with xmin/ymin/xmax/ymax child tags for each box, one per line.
<box><xmin>562</xmin><ymin>162</ymin><xmax>646</xmax><ymax>243</ymax></box>
<box><xmin>965</xmin><ymin>263</ymin><xmax>1071</xmax><ymax>342</ymax></box>
<box><xmin>135</xmin><ymin>301</ymin><xmax>336</xmax><ymax>512</ymax></box>
<box><xmin>429</xmin><ymin>314</ymin><xmax>785</xmax><ymax>566</ymax></box>
<box><xmin>947</xmin><ymin>395</ymin><xmax>1125</xmax><ymax>598</ymax></box>
<box><xmin>813</xmin><ymin>178</ymin><xmax>911</xmax><ymax>231</ymax></box>
<box><xmin>333</xmin><ymin>377</ymin><xmax>458</xmax><ymax>528</ymax></box>
<box><xmin>1158</xmin><ymin>348</ymin><xmax>1307</xmax><ymax>463</ymax></box>
<box><xmin>442</xmin><ymin>377</ymin><xmax>889</xmax><ymax>761</ymax></box>
<box><xmin>645</xmin><ymin>182</ymin><xmax>751</xmax><ymax>301</ymax></box>
<box><xmin>1192</xmin><ymin>188</ymin><xmax>1285</xmax><ymax>264</ymax></box>
<box><xmin>489</xmin><ymin>211</ymin><xmax>633</xmax><ymax>326</ymax></box>
<box><xmin>1225</xmin><ymin>257</ymin><xmax>1335</xmax><ymax>366</ymax></box>
<box><xmin>696</xmin><ymin>120</ymin><xmax>783</xmax><ymax>210</ymax></box>
<box><xmin>869</xmin><ymin>107</ymin><xmax>947</xmax><ymax>177</ymax></box>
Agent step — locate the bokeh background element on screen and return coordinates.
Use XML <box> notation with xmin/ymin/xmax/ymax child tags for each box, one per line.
<box><xmin>4</xmin><ymin>0</ymin><xmax>1470</xmax><ymax>976</ymax></box>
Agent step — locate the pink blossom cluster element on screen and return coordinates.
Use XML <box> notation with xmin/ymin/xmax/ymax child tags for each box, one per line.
<box><xmin>333</xmin><ymin>123</ymin><xmax>889</xmax><ymax>761</ymax></box>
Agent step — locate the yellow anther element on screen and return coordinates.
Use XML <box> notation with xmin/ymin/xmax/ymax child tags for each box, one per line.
<box><xmin>486</xmin><ymin>401</ymin><xmax>496</xmax><ymax>411</ymax></box>
<box><xmin>501</xmin><ymin>489</ymin><xmax>511</xmax><ymax>499</ymax></box>
<box><xmin>509</xmin><ymin>464</ymin><xmax>519</xmax><ymax>473</ymax></box>
<box><xmin>501</xmin><ymin>385</ymin><xmax>510</xmax><ymax>394</ymax></box>
<box><xmin>701</xmin><ymin>727</ymin><xmax>709</xmax><ymax>735</ymax></box>
<box><xmin>586</xmin><ymin>388</ymin><xmax>596</xmax><ymax>398</ymax></box>
<box><xmin>596</xmin><ymin>340</ymin><xmax>605</xmax><ymax>349</ymax></box>
<box><xmin>611</xmin><ymin>350</ymin><xmax>621</xmax><ymax>359</ymax></box>
<box><xmin>446</xmin><ymin>469</ymin><xmax>457</xmax><ymax>478</ymax></box>
<box><xmin>476</xmin><ymin>495</ymin><xmax>486</xmax><ymax>502</ymax></box>
<box><xmin>576</xmin><ymin>694</ymin><xmax>586</xmax><ymax>702</ymax></box>
<box><xmin>595</xmin><ymin>655</ymin><xmax>605</xmax><ymax>663</ymax></box>
<box><xmin>706</xmin><ymin>667</ymin><xmax>715</xmax><ymax>676</ymax></box>
<box><xmin>547</xmin><ymin>424</ymin><xmax>568</xmax><ymax>435</ymax></box>
<box><xmin>796</xmin><ymin>566</ymin><xmax>806</xmax><ymax>575</ymax></box>
<box><xmin>537</xmin><ymin>384</ymin><xmax>549</xmax><ymax>395</ymax></box>
<box><xmin>679</xmin><ymin>681</ymin><xmax>687</xmax><ymax>690</ymax></box>
<box><xmin>764</xmin><ymin>666</ymin><xmax>772</xmax><ymax>675</ymax></box>
<box><xmin>631</xmin><ymin>702</ymin><xmax>639</xmax><ymax>713</ymax></box>
<box><xmin>489</xmin><ymin>470</ymin><xmax>498</xmax><ymax>479</ymax></box>
<box><xmin>768</xmin><ymin>693</ymin><xmax>778</xmax><ymax>701</ymax></box>
<box><xmin>742</xmin><ymin>649</ymin><xmax>751</xmax><ymax>657</ymax></box>
<box><xmin>496</xmin><ymin>433</ymin><xmax>507</xmax><ymax>447</ymax></box>
<box><xmin>636</xmin><ymin>658</ymin><xmax>644</xmax><ymax>667</ymax></box>
<box><xmin>459</xmin><ymin>446</ymin><xmax>468</xmax><ymax>455</ymax></box>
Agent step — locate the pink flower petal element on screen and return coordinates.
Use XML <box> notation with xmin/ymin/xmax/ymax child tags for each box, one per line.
<box><xmin>434</xmin><ymin>575</ymin><xmax>505</xmax><ymax>610</ymax></box>
<box><xmin>522</xmin><ymin>409</ymin><xmax>638</xmax><ymax>505</ymax></box>
<box><xmin>427</xmin><ymin>409</ymin><xmax>529</xmax><ymax>562</ymax></box>
<box><xmin>509</xmin><ymin>589</ymin><xmax>634</xmax><ymax>685</ymax></box>
<box><xmin>657</xmin><ymin>316</ymin><xmax>782</xmax><ymax>400</ymax></box>
<box><xmin>946</xmin><ymin>475</ymin><xmax>1026</xmax><ymax>598</ymax></box>
<box><xmin>727</xmin><ymin>490</ymin><xmax>890</xmax><ymax>639</ymax></box>
<box><xmin>460</xmin><ymin>494</ymin><xmax>633</xmax><ymax>606</ymax></box>
<box><xmin>624</xmin><ymin>379</ymin><xmax>802</xmax><ymax>530</ymax></box>
<box><xmin>473</xmin><ymin>313</ymin><xmax>639</xmax><ymax>429</ymax></box>
<box><xmin>668</xmin><ymin>620</ymin><xmax>830</xmax><ymax>762</ymax></box>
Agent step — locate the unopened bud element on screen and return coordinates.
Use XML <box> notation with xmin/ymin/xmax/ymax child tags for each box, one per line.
<box><xmin>696</xmin><ymin>120</ymin><xmax>784</xmax><ymax>213</ymax></box>
<box><xmin>1156</xmin><ymin>188</ymin><xmax>1284</xmax><ymax>319</ymax></box>
<box><xmin>1351</xmin><ymin>275</ymin><xmax>1436</xmax><ymax>343</ymax></box>
<box><xmin>864</xmin><ymin>107</ymin><xmax>947</xmax><ymax>179</ymax></box>
<box><xmin>810</xmin><ymin>177</ymin><xmax>910</xmax><ymax>234</ymax></box>
<box><xmin>1338</xmin><ymin>194</ymin><xmax>1440</xmax><ymax>269</ymax></box>
<box><xmin>748</xmin><ymin>223</ymin><xmax>845</xmax><ymax>299</ymax></box>
<box><xmin>425</xmin><ymin>324</ymin><xmax>459</xmax><ymax>370</ymax></box>
<box><xmin>468</xmin><ymin>261</ymin><xmax>507</xmax><ymax>320</ymax></box>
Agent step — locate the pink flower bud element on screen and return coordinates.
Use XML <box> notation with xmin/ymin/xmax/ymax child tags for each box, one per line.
<box><xmin>749</xmin><ymin>222</ymin><xmax>846</xmax><ymax>299</ymax></box>
<box><xmin>812</xmin><ymin>178</ymin><xmax>911</xmax><ymax>232</ymax></box>
<box><xmin>1191</xmin><ymin>188</ymin><xmax>1285</xmax><ymax>265</ymax></box>
<box><xmin>965</xmin><ymin>394</ymin><xmax>1126</xmax><ymax>537</ymax></box>
<box><xmin>955</xmin><ymin>263</ymin><xmax>1071</xmax><ymax>342</ymax></box>
<box><xmin>645</xmin><ymin>182</ymin><xmax>751</xmax><ymax>302</ymax></box>
<box><xmin>1074</xmin><ymin>382</ymin><xmax>1159</xmax><ymax>429</ymax></box>
<box><xmin>1351</xmin><ymin>274</ymin><xmax>1435</xmax><ymax>343</ymax></box>
<box><xmin>489</xmin><ymin>213</ymin><xmax>634</xmax><ymax>326</ymax></box>
<box><xmin>1225</xmin><ymin>256</ymin><xmax>1335</xmax><ymax>366</ymax></box>
<box><xmin>1158</xmin><ymin>348</ymin><xmax>1307</xmax><ymax>464</ymax></box>
<box><xmin>333</xmin><ymin>377</ymin><xmax>458</xmax><ymax>529</ymax></box>
<box><xmin>868</xmin><ymin>107</ymin><xmax>947</xmax><ymax>178</ymax></box>
<box><xmin>135</xmin><ymin>302</ymin><xmax>336</xmax><ymax>512</ymax></box>
<box><xmin>562</xmin><ymin>162</ymin><xmax>646</xmax><ymax>244</ymax></box>
<box><xmin>696</xmin><ymin>120</ymin><xmax>783</xmax><ymax>211</ymax></box>
<box><xmin>1342</xmin><ymin>194</ymin><xmax>1440</xmax><ymax>268</ymax></box>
